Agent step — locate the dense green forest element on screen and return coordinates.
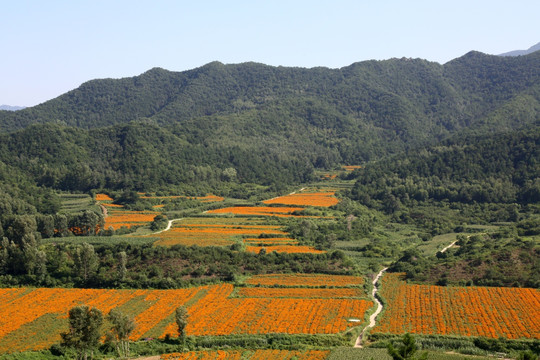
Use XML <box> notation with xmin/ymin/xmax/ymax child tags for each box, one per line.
<box><xmin>348</xmin><ymin>126</ymin><xmax>540</xmax><ymax>209</ymax></box>
<box><xmin>0</xmin><ymin>51</ymin><xmax>539</xmax><ymax>196</ymax></box>
<box><xmin>2</xmin><ymin>52</ymin><xmax>539</xmax><ymax>138</ymax></box>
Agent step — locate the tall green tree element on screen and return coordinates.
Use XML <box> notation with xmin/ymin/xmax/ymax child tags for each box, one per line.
<box><xmin>117</xmin><ymin>251</ymin><xmax>127</xmax><ymax>282</ymax></box>
<box><xmin>34</xmin><ymin>249</ymin><xmax>48</xmax><ymax>282</ymax></box>
<box><xmin>3</xmin><ymin>215</ymin><xmax>40</xmax><ymax>275</ymax></box>
<box><xmin>387</xmin><ymin>333</ymin><xmax>427</xmax><ymax>360</ymax></box>
<box><xmin>69</xmin><ymin>210</ymin><xmax>104</xmax><ymax>236</ymax></box>
<box><xmin>74</xmin><ymin>242</ymin><xmax>99</xmax><ymax>283</ymax></box>
<box><xmin>175</xmin><ymin>305</ymin><xmax>189</xmax><ymax>344</ymax></box>
<box><xmin>61</xmin><ymin>305</ymin><xmax>103</xmax><ymax>360</ymax></box>
<box><xmin>517</xmin><ymin>351</ymin><xmax>539</xmax><ymax>360</ymax></box>
<box><xmin>0</xmin><ymin>237</ymin><xmax>9</xmax><ymax>274</ymax></box>
<box><xmin>107</xmin><ymin>308</ymin><xmax>136</xmax><ymax>358</ymax></box>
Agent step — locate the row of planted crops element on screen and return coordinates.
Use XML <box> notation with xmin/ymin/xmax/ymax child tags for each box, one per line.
<box><xmin>98</xmin><ymin>188</ymin><xmax>339</xmax><ymax>253</ymax></box>
<box><xmin>1</xmin><ymin>272</ymin><xmax>538</xmax><ymax>353</ymax></box>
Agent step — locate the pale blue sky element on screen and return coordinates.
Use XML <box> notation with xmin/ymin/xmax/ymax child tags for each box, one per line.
<box><xmin>1</xmin><ymin>0</ymin><xmax>539</xmax><ymax>106</ymax></box>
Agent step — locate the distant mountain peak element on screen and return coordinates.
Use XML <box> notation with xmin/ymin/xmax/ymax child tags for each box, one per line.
<box><xmin>0</xmin><ymin>105</ymin><xmax>26</xmax><ymax>111</ymax></box>
<box><xmin>498</xmin><ymin>42</ymin><xmax>540</xmax><ymax>57</ymax></box>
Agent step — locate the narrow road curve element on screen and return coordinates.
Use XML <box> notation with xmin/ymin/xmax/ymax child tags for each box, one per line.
<box><xmin>354</xmin><ymin>267</ymin><xmax>388</xmax><ymax>348</ymax></box>
<box><xmin>150</xmin><ymin>218</ymin><xmax>183</xmax><ymax>235</ymax></box>
<box><xmin>265</xmin><ymin>187</ymin><xmax>306</xmax><ymax>201</ymax></box>
<box><xmin>440</xmin><ymin>240</ymin><xmax>457</xmax><ymax>253</ymax></box>
<box><xmin>99</xmin><ymin>203</ymin><xmax>108</xmax><ymax>218</ymax></box>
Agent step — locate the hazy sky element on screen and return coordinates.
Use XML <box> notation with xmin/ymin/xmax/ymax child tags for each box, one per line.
<box><xmin>2</xmin><ymin>0</ymin><xmax>539</xmax><ymax>106</ymax></box>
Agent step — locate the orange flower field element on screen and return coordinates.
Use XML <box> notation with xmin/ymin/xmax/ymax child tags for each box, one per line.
<box><xmin>104</xmin><ymin>209</ymin><xmax>159</xmax><ymax>230</ymax></box>
<box><xmin>0</xmin><ymin>278</ymin><xmax>371</xmax><ymax>353</ymax></box>
<box><xmin>320</xmin><ymin>173</ymin><xmax>338</xmax><ymax>180</ymax></box>
<box><xmin>140</xmin><ymin>194</ymin><xmax>224</xmax><ymax>202</ymax></box>
<box><xmin>166</xmin><ymin>283</ymin><xmax>371</xmax><ymax>336</ymax></box>
<box><xmin>96</xmin><ymin>193</ymin><xmax>161</xmax><ymax>230</ymax></box>
<box><xmin>95</xmin><ymin>193</ymin><xmax>113</xmax><ymax>201</ymax></box>
<box><xmin>162</xmin><ymin>350</ymin><xmax>243</xmax><ymax>360</ymax></box>
<box><xmin>343</xmin><ymin>165</ymin><xmax>362</xmax><ymax>171</ymax></box>
<box><xmin>237</xmin><ymin>287</ymin><xmax>364</xmax><ymax>298</ymax></box>
<box><xmin>101</xmin><ymin>203</ymin><xmax>124</xmax><ymax>208</ymax></box>
<box><xmin>153</xmin><ymin>221</ymin><xmax>287</xmax><ymax>247</ymax></box>
<box><xmin>373</xmin><ymin>273</ymin><xmax>540</xmax><ymax>339</ymax></box>
<box><xmin>161</xmin><ymin>349</ymin><xmax>330</xmax><ymax>360</ymax></box>
<box><xmin>245</xmin><ymin>245</ymin><xmax>325</xmax><ymax>254</ymax></box>
<box><xmin>263</xmin><ymin>190</ymin><xmax>339</xmax><ymax>207</ymax></box>
<box><xmin>0</xmin><ymin>287</ymin><xmax>189</xmax><ymax>352</ymax></box>
<box><xmin>243</xmin><ymin>237</ymin><xmax>298</xmax><ymax>245</ymax></box>
<box><xmin>207</xmin><ymin>206</ymin><xmax>305</xmax><ymax>217</ymax></box>
<box><xmin>246</xmin><ymin>273</ymin><xmax>365</xmax><ymax>287</ymax></box>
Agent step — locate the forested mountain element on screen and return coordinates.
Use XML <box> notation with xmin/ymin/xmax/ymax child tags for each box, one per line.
<box><xmin>1</xmin><ymin>51</ymin><xmax>540</xmax><ymax>144</ymax></box>
<box><xmin>349</xmin><ymin>126</ymin><xmax>540</xmax><ymax>208</ymax></box>
<box><xmin>0</xmin><ymin>51</ymin><xmax>539</xmax><ymax>195</ymax></box>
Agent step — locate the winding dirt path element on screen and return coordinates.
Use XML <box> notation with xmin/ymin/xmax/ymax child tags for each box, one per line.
<box><xmin>264</xmin><ymin>187</ymin><xmax>307</xmax><ymax>202</ymax></box>
<box><xmin>99</xmin><ymin>203</ymin><xmax>108</xmax><ymax>218</ymax></box>
<box><xmin>150</xmin><ymin>218</ymin><xmax>183</xmax><ymax>235</ymax></box>
<box><xmin>440</xmin><ymin>240</ymin><xmax>457</xmax><ymax>253</ymax></box>
<box><xmin>354</xmin><ymin>267</ymin><xmax>388</xmax><ymax>348</ymax></box>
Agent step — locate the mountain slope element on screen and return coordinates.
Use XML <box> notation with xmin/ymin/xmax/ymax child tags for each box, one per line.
<box><xmin>0</xmin><ymin>51</ymin><xmax>539</xmax><ymax>192</ymax></box>
<box><xmin>0</xmin><ymin>121</ymin><xmax>315</xmax><ymax>192</ymax></box>
<box><xmin>0</xmin><ymin>105</ymin><xmax>25</xmax><ymax>111</ymax></box>
<box><xmin>349</xmin><ymin>125</ymin><xmax>540</xmax><ymax>208</ymax></box>
<box><xmin>1</xmin><ymin>52</ymin><xmax>539</xmax><ymax>144</ymax></box>
<box><xmin>498</xmin><ymin>41</ymin><xmax>540</xmax><ymax>56</ymax></box>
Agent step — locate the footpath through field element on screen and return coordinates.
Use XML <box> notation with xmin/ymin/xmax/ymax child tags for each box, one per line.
<box><xmin>150</xmin><ymin>218</ymin><xmax>183</xmax><ymax>235</ymax></box>
<box><xmin>147</xmin><ymin>187</ymin><xmax>339</xmax><ymax>252</ymax></box>
<box><xmin>355</xmin><ymin>267</ymin><xmax>388</xmax><ymax>348</ymax></box>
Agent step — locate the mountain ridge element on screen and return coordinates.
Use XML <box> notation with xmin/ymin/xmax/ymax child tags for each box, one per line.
<box><xmin>498</xmin><ymin>41</ymin><xmax>540</xmax><ymax>57</ymax></box>
<box><xmin>1</xmin><ymin>50</ymin><xmax>539</xmax><ymax>134</ymax></box>
<box><xmin>0</xmin><ymin>105</ymin><xmax>25</xmax><ymax>111</ymax></box>
<box><xmin>0</xmin><ymin>50</ymin><xmax>539</xmax><ymax>191</ymax></box>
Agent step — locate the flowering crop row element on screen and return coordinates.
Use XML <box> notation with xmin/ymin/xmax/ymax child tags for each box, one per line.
<box><xmin>243</xmin><ymin>237</ymin><xmax>298</xmax><ymax>245</ymax></box>
<box><xmin>245</xmin><ymin>245</ymin><xmax>325</xmax><ymax>254</ymax></box>
<box><xmin>374</xmin><ymin>273</ymin><xmax>540</xmax><ymax>339</ymax></box>
<box><xmin>139</xmin><ymin>194</ymin><xmax>224</xmax><ymax>202</ymax></box>
<box><xmin>161</xmin><ymin>349</ymin><xmax>329</xmax><ymax>360</ymax></box>
<box><xmin>101</xmin><ymin>203</ymin><xmax>124</xmax><ymax>207</ymax></box>
<box><xmin>95</xmin><ymin>193</ymin><xmax>113</xmax><ymax>201</ymax></box>
<box><xmin>237</xmin><ymin>287</ymin><xmax>363</xmax><ymax>298</ymax></box>
<box><xmin>207</xmin><ymin>206</ymin><xmax>305</xmax><ymax>217</ymax></box>
<box><xmin>129</xmin><ymin>289</ymin><xmax>200</xmax><ymax>340</ymax></box>
<box><xmin>321</xmin><ymin>173</ymin><xmax>338</xmax><ymax>180</ymax></box>
<box><xmin>246</xmin><ymin>273</ymin><xmax>364</xmax><ymax>287</ymax></box>
<box><xmin>178</xmin><ymin>217</ymin><xmax>264</xmax><ymax>225</ymax></box>
<box><xmin>154</xmin><ymin>222</ymin><xmax>287</xmax><ymax>247</ymax></box>
<box><xmin>0</xmin><ymin>288</ymin><xmax>159</xmax><ymax>352</ymax></box>
<box><xmin>173</xmin><ymin>284</ymin><xmax>372</xmax><ymax>336</ymax></box>
<box><xmin>0</xmin><ymin>277</ymin><xmax>370</xmax><ymax>353</ymax></box>
<box><xmin>161</xmin><ymin>350</ymin><xmax>242</xmax><ymax>359</ymax></box>
<box><xmin>104</xmin><ymin>210</ymin><xmax>159</xmax><ymax>230</ymax></box>
<box><xmin>263</xmin><ymin>191</ymin><xmax>339</xmax><ymax>207</ymax></box>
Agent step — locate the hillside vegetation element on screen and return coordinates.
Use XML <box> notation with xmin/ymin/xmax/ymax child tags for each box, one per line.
<box><xmin>0</xmin><ymin>51</ymin><xmax>539</xmax><ymax>196</ymax></box>
<box><xmin>0</xmin><ymin>50</ymin><xmax>539</xmax><ymax>360</ymax></box>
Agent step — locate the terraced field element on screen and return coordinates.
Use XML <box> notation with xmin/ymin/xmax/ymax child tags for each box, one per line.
<box><xmin>373</xmin><ymin>273</ymin><xmax>540</xmax><ymax>339</ymax></box>
<box><xmin>0</xmin><ymin>274</ymin><xmax>369</xmax><ymax>353</ymax></box>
